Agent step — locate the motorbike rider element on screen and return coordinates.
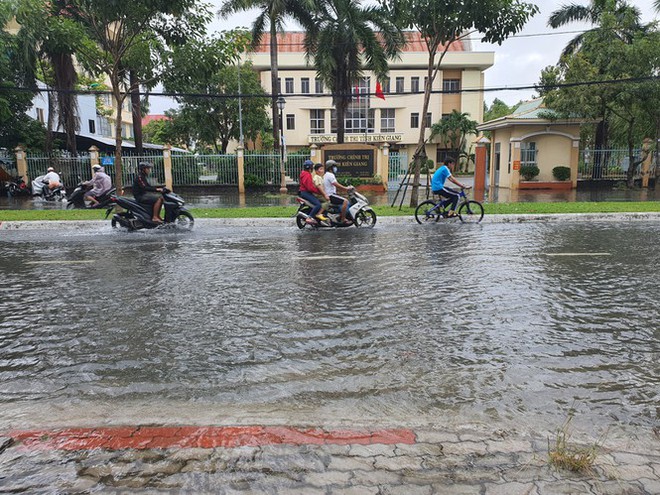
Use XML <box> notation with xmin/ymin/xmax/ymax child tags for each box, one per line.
<box><xmin>83</xmin><ymin>165</ymin><xmax>112</xmax><ymax>206</ymax></box>
<box><xmin>298</xmin><ymin>159</ymin><xmax>327</xmax><ymax>224</ymax></box>
<box><xmin>43</xmin><ymin>167</ymin><xmax>62</xmax><ymax>190</ymax></box>
<box><xmin>322</xmin><ymin>160</ymin><xmax>353</xmax><ymax>225</ymax></box>
<box><xmin>133</xmin><ymin>161</ymin><xmax>165</xmax><ymax>223</ymax></box>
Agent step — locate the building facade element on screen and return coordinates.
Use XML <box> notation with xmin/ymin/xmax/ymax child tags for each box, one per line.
<box><xmin>245</xmin><ymin>32</ymin><xmax>494</xmax><ymax>164</ymax></box>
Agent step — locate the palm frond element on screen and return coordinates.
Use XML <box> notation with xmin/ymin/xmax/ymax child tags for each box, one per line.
<box><xmin>548</xmin><ymin>4</ymin><xmax>591</xmax><ymax>28</ymax></box>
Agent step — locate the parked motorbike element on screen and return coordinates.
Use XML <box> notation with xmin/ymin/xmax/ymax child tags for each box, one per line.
<box><xmin>5</xmin><ymin>176</ymin><xmax>30</xmax><ymax>197</ymax></box>
<box><xmin>106</xmin><ymin>188</ymin><xmax>194</xmax><ymax>231</ymax></box>
<box><xmin>66</xmin><ymin>179</ymin><xmax>116</xmax><ymax>209</ymax></box>
<box><xmin>295</xmin><ymin>188</ymin><xmax>377</xmax><ymax>229</ymax></box>
<box><xmin>31</xmin><ymin>175</ymin><xmax>66</xmax><ymax>201</ymax></box>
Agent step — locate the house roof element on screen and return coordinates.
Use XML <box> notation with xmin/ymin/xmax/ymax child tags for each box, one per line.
<box><xmin>477</xmin><ymin>98</ymin><xmax>583</xmax><ymax>131</ymax></box>
<box><xmin>252</xmin><ymin>31</ymin><xmax>466</xmax><ymax>53</ymax></box>
<box><xmin>142</xmin><ymin>114</ymin><xmax>170</xmax><ymax>127</ymax></box>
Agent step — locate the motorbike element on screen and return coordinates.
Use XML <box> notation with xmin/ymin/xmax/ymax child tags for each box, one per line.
<box><xmin>66</xmin><ymin>179</ymin><xmax>116</xmax><ymax>209</ymax></box>
<box><xmin>32</xmin><ymin>175</ymin><xmax>66</xmax><ymax>201</ymax></box>
<box><xmin>106</xmin><ymin>188</ymin><xmax>194</xmax><ymax>231</ymax></box>
<box><xmin>5</xmin><ymin>176</ymin><xmax>30</xmax><ymax>197</ymax></box>
<box><xmin>295</xmin><ymin>188</ymin><xmax>377</xmax><ymax>229</ymax></box>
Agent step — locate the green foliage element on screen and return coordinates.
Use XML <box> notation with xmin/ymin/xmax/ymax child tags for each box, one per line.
<box><xmin>244</xmin><ymin>173</ymin><xmax>265</xmax><ymax>188</ymax></box>
<box><xmin>419</xmin><ymin>159</ymin><xmax>435</xmax><ymax>174</ymax></box>
<box><xmin>336</xmin><ymin>175</ymin><xmax>384</xmax><ymax>186</ymax></box>
<box><xmin>520</xmin><ymin>164</ymin><xmax>540</xmax><ymax>181</ymax></box>
<box><xmin>553</xmin><ymin>166</ymin><xmax>571</xmax><ymax>181</ymax></box>
<box><xmin>245</xmin><ymin>156</ymin><xmax>277</xmax><ymax>185</ymax></box>
<box><xmin>430</xmin><ymin>110</ymin><xmax>478</xmax><ymax>167</ymax></box>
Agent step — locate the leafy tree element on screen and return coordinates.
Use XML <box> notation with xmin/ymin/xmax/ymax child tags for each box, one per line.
<box><xmin>163</xmin><ymin>33</ymin><xmax>270</xmax><ymax>152</ymax></box>
<box><xmin>0</xmin><ymin>0</ymin><xmax>46</xmax><ymax>150</ymax></box>
<box><xmin>219</xmin><ymin>0</ymin><xmax>316</xmax><ymax>152</ymax></box>
<box><xmin>484</xmin><ymin>98</ymin><xmax>516</xmax><ymax>122</ymax></box>
<box><xmin>381</xmin><ymin>0</ymin><xmax>538</xmax><ymax>206</ymax></box>
<box><xmin>430</xmin><ymin>110</ymin><xmax>478</xmax><ymax>171</ymax></box>
<box><xmin>304</xmin><ymin>0</ymin><xmax>403</xmax><ymax>144</ymax></box>
<box><xmin>61</xmin><ymin>0</ymin><xmax>210</xmax><ymax>192</ymax></box>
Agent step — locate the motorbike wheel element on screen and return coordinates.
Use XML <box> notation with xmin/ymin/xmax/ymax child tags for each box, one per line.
<box><xmin>66</xmin><ymin>200</ymin><xmax>75</xmax><ymax>209</ymax></box>
<box><xmin>296</xmin><ymin>216</ymin><xmax>308</xmax><ymax>229</ymax></box>
<box><xmin>7</xmin><ymin>185</ymin><xmax>17</xmax><ymax>197</ymax></box>
<box><xmin>175</xmin><ymin>211</ymin><xmax>194</xmax><ymax>229</ymax></box>
<box><xmin>353</xmin><ymin>209</ymin><xmax>377</xmax><ymax>228</ymax></box>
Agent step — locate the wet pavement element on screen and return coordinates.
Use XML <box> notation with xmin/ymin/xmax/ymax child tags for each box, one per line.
<box><xmin>0</xmin><ymin>221</ymin><xmax>658</xmax><ymax>492</ymax></box>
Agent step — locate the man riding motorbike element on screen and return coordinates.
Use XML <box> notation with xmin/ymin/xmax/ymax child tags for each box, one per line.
<box><xmin>298</xmin><ymin>159</ymin><xmax>328</xmax><ymax>225</ymax></box>
<box><xmin>133</xmin><ymin>161</ymin><xmax>165</xmax><ymax>223</ymax></box>
<box><xmin>83</xmin><ymin>165</ymin><xmax>112</xmax><ymax>207</ymax></box>
<box><xmin>43</xmin><ymin>167</ymin><xmax>62</xmax><ymax>190</ymax></box>
<box><xmin>322</xmin><ymin>160</ymin><xmax>353</xmax><ymax>225</ymax></box>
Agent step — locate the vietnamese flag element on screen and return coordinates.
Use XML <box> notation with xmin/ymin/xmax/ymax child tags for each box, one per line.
<box><xmin>375</xmin><ymin>81</ymin><xmax>385</xmax><ymax>100</ymax></box>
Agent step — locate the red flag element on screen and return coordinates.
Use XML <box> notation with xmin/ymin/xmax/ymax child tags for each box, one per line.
<box><xmin>375</xmin><ymin>81</ymin><xmax>385</xmax><ymax>100</ymax></box>
<box><xmin>355</xmin><ymin>83</ymin><xmax>360</xmax><ymax>102</ymax></box>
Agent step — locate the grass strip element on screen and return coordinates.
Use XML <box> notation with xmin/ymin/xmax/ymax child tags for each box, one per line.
<box><xmin>0</xmin><ymin>201</ymin><xmax>659</xmax><ymax>222</ymax></box>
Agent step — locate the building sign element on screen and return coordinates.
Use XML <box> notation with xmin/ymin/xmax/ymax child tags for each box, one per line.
<box><xmin>325</xmin><ymin>149</ymin><xmax>375</xmax><ymax>177</ymax></box>
<box><xmin>309</xmin><ymin>133</ymin><xmax>403</xmax><ymax>144</ymax></box>
<box><xmin>512</xmin><ymin>160</ymin><xmax>520</xmax><ymax>171</ymax></box>
<box><xmin>101</xmin><ymin>156</ymin><xmax>114</xmax><ymax>166</ymax></box>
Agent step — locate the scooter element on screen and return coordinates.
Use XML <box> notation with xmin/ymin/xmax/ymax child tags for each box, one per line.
<box><xmin>66</xmin><ymin>179</ymin><xmax>116</xmax><ymax>209</ymax></box>
<box><xmin>106</xmin><ymin>188</ymin><xmax>194</xmax><ymax>231</ymax></box>
<box><xmin>32</xmin><ymin>175</ymin><xmax>66</xmax><ymax>201</ymax></box>
<box><xmin>5</xmin><ymin>176</ymin><xmax>30</xmax><ymax>197</ymax></box>
<box><xmin>295</xmin><ymin>188</ymin><xmax>377</xmax><ymax>229</ymax></box>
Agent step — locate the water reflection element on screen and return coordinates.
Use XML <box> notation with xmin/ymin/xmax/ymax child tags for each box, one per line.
<box><xmin>0</xmin><ymin>223</ymin><xmax>658</xmax><ymax>433</ymax></box>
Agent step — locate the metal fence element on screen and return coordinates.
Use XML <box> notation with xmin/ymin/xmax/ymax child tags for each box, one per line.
<box><xmin>578</xmin><ymin>148</ymin><xmax>657</xmax><ymax>180</ymax></box>
<box><xmin>101</xmin><ymin>153</ymin><xmax>165</xmax><ymax>187</ymax></box>
<box><xmin>172</xmin><ymin>153</ymin><xmax>239</xmax><ymax>186</ymax></box>
<box><xmin>26</xmin><ymin>153</ymin><xmax>91</xmax><ymax>187</ymax></box>
<box><xmin>0</xmin><ymin>151</ymin><xmax>16</xmax><ymax>177</ymax></box>
<box><xmin>243</xmin><ymin>151</ymin><xmax>310</xmax><ymax>187</ymax></box>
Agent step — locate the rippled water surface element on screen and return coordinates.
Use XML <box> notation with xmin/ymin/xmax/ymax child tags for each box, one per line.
<box><xmin>0</xmin><ymin>222</ymin><xmax>658</xmax><ymax>432</ymax></box>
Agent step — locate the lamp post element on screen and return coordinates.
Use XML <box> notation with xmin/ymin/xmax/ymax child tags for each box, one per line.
<box><xmin>277</xmin><ymin>96</ymin><xmax>287</xmax><ymax>194</ymax></box>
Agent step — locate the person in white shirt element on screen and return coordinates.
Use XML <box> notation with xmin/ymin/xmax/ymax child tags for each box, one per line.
<box><xmin>43</xmin><ymin>167</ymin><xmax>61</xmax><ymax>190</ymax></box>
<box><xmin>322</xmin><ymin>160</ymin><xmax>353</xmax><ymax>224</ymax></box>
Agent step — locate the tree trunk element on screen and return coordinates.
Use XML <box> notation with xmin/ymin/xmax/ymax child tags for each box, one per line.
<box><xmin>270</xmin><ymin>22</ymin><xmax>280</xmax><ymax>151</ymax></box>
<box><xmin>52</xmin><ymin>52</ymin><xmax>78</xmax><ymax>155</ymax></box>
<box><xmin>626</xmin><ymin>120</ymin><xmax>636</xmax><ymax>188</ymax></box>
<box><xmin>336</xmin><ymin>97</ymin><xmax>347</xmax><ymax>144</ymax></box>
<box><xmin>112</xmin><ymin>83</ymin><xmax>124</xmax><ymax>194</ymax></box>
<box><xmin>410</xmin><ymin>51</ymin><xmax>436</xmax><ymax>207</ymax></box>
<box><xmin>130</xmin><ymin>71</ymin><xmax>143</xmax><ymax>154</ymax></box>
<box><xmin>45</xmin><ymin>90</ymin><xmax>56</xmax><ymax>153</ymax></box>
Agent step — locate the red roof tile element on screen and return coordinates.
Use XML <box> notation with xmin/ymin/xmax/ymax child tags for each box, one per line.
<box><xmin>252</xmin><ymin>31</ymin><xmax>464</xmax><ymax>53</ymax></box>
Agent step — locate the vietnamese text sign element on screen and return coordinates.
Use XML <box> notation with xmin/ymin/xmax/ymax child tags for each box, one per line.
<box><xmin>309</xmin><ymin>133</ymin><xmax>403</xmax><ymax>144</ymax></box>
<box><xmin>325</xmin><ymin>149</ymin><xmax>375</xmax><ymax>177</ymax></box>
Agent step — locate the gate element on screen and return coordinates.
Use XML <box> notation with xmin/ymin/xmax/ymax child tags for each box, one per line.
<box><xmin>388</xmin><ymin>151</ymin><xmax>408</xmax><ymax>188</ymax></box>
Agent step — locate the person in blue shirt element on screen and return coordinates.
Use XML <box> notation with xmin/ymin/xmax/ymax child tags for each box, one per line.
<box><xmin>430</xmin><ymin>158</ymin><xmax>470</xmax><ymax>217</ymax></box>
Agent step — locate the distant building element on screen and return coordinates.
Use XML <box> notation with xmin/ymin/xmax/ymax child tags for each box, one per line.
<box><xmin>244</xmin><ymin>31</ymin><xmax>494</xmax><ymax>162</ymax></box>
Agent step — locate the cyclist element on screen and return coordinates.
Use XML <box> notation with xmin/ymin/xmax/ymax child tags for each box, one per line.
<box><xmin>323</xmin><ymin>160</ymin><xmax>353</xmax><ymax>225</ymax></box>
<box><xmin>431</xmin><ymin>158</ymin><xmax>470</xmax><ymax>217</ymax></box>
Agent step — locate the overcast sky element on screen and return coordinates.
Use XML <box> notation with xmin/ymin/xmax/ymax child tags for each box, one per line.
<box><xmin>149</xmin><ymin>0</ymin><xmax>658</xmax><ymax>113</ymax></box>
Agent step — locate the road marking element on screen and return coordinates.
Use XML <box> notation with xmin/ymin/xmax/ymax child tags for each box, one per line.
<box><xmin>303</xmin><ymin>256</ymin><xmax>357</xmax><ymax>260</ymax></box>
<box><xmin>25</xmin><ymin>260</ymin><xmax>94</xmax><ymax>265</ymax></box>
<box><xmin>545</xmin><ymin>253</ymin><xmax>611</xmax><ymax>257</ymax></box>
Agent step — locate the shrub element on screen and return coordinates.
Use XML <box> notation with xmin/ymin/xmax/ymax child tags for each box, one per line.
<box><xmin>244</xmin><ymin>173</ymin><xmax>265</xmax><ymax>188</ymax></box>
<box><xmin>520</xmin><ymin>164</ymin><xmax>540</xmax><ymax>181</ymax></box>
<box><xmin>552</xmin><ymin>166</ymin><xmax>571</xmax><ymax>181</ymax></box>
<box><xmin>420</xmin><ymin>159</ymin><xmax>435</xmax><ymax>174</ymax></box>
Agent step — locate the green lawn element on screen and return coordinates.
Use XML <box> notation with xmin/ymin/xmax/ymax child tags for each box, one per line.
<box><xmin>0</xmin><ymin>201</ymin><xmax>659</xmax><ymax>222</ymax></box>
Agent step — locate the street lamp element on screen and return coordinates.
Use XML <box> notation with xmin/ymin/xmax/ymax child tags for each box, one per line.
<box><xmin>277</xmin><ymin>96</ymin><xmax>287</xmax><ymax>194</ymax></box>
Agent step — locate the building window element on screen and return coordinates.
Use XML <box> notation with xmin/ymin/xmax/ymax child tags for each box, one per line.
<box><xmin>121</xmin><ymin>123</ymin><xmax>132</xmax><ymax>139</ymax></box>
<box><xmin>381</xmin><ymin>77</ymin><xmax>390</xmax><ymax>94</ymax></box>
<box><xmin>381</xmin><ymin>109</ymin><xmax>395</xmax><ymax>132</ymax></box>
<box><xmin>98</xmin><ymin>117</ymin><xmax>111</xmax><ymax>136</ymax></box>
<box><xmin>88</xmin><ymin>119</ymin><xmax>96</xmax><ymax>134</ymax></box>
<box><xmin>441</xmin><ymin>113</ymin><xmax>451</xmax><ymax>120</ymax></box>
<box><xmin>310</xmin><ymin>109</ymin><xmax>325</xmax><ymax>134</ymax></box>
<box><xmin>315</xmin><ymin>77</ymin><xmax>324</xmax><ymax>94</ymax></box>
<box><xmin>411</xmin><ymin>77</ymin><xmax>420</xmax><ymax>93</ymax></box>
<box><xmin>301</xmin><ymin>78</ymin><xmax>310</xmax><ymax>94</ymax></box>
<box><xmin>345</xmin><ymin>77</ymin><xmax>374</xmax><ymax>133</ymax></box>
<box><xmin>411</xmin><ymin>112</ymin><xmax>419</xmax><ymax>128</ymax></box>
<box><xmin>36</xmin><ymin>108</ymin><xmax>45</xmax><ymax>124</ymax></box>
<box><xmin>443</xmin><ymin>78</ymin><xmax>460</xmax><ymax>93</ymax></box>
<box><xmin>395</xmin><ymin>77</ymin><xmax>404</xmax><ymax>93</ymax></box>
<box><xmin>425</xmin><ymin>112</ymin><xmax>432</xmax><ymax>128</ymax></box>
<box><xmin>330</xmin><ymin>109</ymin><xmax>337</xmax><ymax>133</ymax></box>
<box><xmin>285</xmin><ymin>78</ymin><xmax>294</xmax><ymax>94</ymax></box>
<box><xmin>277</xmin><ymin>78</ymin><xmax>281</xmax><ymax>93</ymax></box>
<box><xmin>436</xmin><ymin>148</ymin><xmax>452</xmax><ymax>163</ymax></box>
<box><xmin>286</xmin><ymin>114</ymin><xmax>295</xmax><ymax>130</ymax></box>
<box><xmin>521</xmin><ymin>141</ymin><xmax>537</xmax><ymax>167</ymax></box>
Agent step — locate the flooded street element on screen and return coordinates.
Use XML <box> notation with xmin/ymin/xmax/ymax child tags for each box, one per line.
<box><xmin>1</xmin><ymin>221</ymin><xmax>658</xmax><ymax>436</ymax></box>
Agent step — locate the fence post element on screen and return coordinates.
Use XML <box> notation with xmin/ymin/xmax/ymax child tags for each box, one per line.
<box><xmin>510</xmin><ymin>141</ymin><xmax>521</xmax><ymax>190</ymax></box>
<box><xmin>379</xmin><ymin>143</ymin><xmax>390</xmax><ymax>191</ymax></box>
<box><xmin>14</xmin><ymin>146</ymin><xmax>28</xmax><ymax>183</ymax></box>
<box><xmin>237</xmin><ymin>145</ymin><xmax>245</xmax><ymax>194</ymax></box>
<box><xmin>310</xmin><ymin>144</ymin><xmax>318</xmax><ymax>163</ymax></box>
<box><xmin>570</xmin><ymin>140</ymin><xmax>580</xmax><ymax>188</ymax></box>
<box><xmin>641</xmin><ymin>138</ymin><xmax>652</xmax><ymax>188</ymax></box>
<box><xmin>89</xmin><ymin>146</ymin><xmax>100</xmax><ymax>173</ymax></box>
<box><xmin>474</xmin><ymin>138</ymin><xmax>489</xmax><ymax>201</ymax></box>
<box><xmin>163</xmin><ymin>144</ymin><xmax>173</xmax><ymax>190</ymax></box>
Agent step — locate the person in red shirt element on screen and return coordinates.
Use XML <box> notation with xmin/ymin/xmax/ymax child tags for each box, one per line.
<box><xmin>299</xmin><ymin>160</ymin><xmax>326</xmax><ymax>224</ymax></box>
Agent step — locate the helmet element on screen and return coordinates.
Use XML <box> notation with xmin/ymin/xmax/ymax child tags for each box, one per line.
<box><xmin>47</xmin><ymin>167</ymin><xmax>55</xmax><ymax>172</ymax></box>
<box><xmin>303</xmin><ymin>159</ymin><xmax>313</xmax><ymax>170</ymax></box>
<box><xmin>325</xmin><ymin>160</ymin><xmax>337</xmax><ymax>167</ymax></box>
<box><xmin>139</xmin><ymin>161</ymin><xmax>153</xmax><ymax>171</ymax></box>
<box><xmin>92</xmin><ymin>164</ymin><xmax>102</xmax><ymax>172</ymax></box>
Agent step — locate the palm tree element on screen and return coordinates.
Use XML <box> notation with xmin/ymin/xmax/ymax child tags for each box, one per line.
<box><xmin>430</xmin><ymin>110</ymin><xmax>478</xmax><ymax>169</ymax></box>
<box><xmin>548</xmin><ymin>0</ymin><xmax>642</xmax><ymax>57</ymax></box>
<box><xmin>304</xmin><ymin>0</ymin><xmax>403</xmax><ymax>144</ymax></box>
<box><xmin>219</xmin><ymin>0</ymin><xmax>315</xmax><ymax>151</ymax></box>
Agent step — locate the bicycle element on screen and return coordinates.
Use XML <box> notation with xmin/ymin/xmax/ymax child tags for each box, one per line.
<box><xmin>414</xmin><ymin>188</ymin><xmax>484</xmax><ymax>224</ymax></box>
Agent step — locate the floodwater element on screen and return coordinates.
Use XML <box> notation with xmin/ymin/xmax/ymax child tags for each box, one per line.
<box><xmin>0</xmin><ymin>221</ymin><xmax>658</xmax><ymax>435</ymax></box>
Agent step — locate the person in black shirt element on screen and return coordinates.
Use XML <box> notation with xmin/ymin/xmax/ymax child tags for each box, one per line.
<box><xmin>133</xmin><ymin>162</ymin><xmax>164</xmax><ymax>223</ymax></box>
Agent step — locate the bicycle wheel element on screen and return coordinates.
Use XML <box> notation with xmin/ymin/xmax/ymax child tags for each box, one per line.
<box><xmin>458</xmin><ymin>200</ymin><xmax>484</xmax><ymax>223</ymax></box>
<box><xmin>415</xmin><ymin>200</ymin><xmax>442</xmax><ymax>224</ymax></box>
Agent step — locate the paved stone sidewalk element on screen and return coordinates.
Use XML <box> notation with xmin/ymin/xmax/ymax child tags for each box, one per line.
<box><xmin>1</xmin><ymin>425</ymin><xmax>658</xmax><ymax>494</ymax></box>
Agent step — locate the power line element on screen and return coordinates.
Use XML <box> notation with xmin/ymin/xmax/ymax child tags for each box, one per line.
<box><xmin>2</xmin><ymin>76</ymin><xmax>658</xmax><ymax>100</ymax></box>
